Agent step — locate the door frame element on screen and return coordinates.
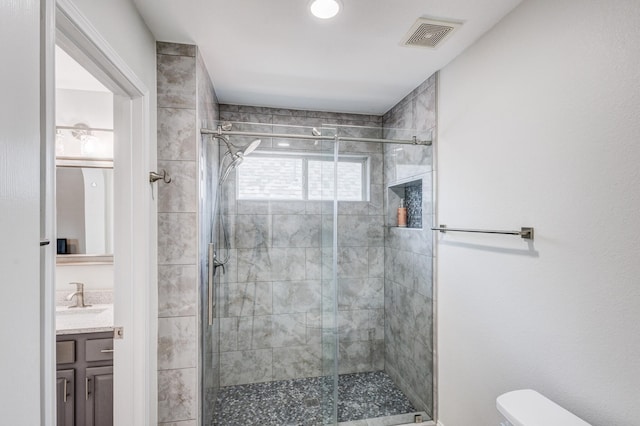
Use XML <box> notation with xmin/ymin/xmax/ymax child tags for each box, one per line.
<box><xmin>47</xmin><ymin>1</ymin><xmax>157</xmax><ymax>424</ymax></box>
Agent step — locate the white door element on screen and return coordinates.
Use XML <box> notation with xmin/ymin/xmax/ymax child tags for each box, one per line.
<box><xmin>0</xmin><ymin>0</ymin><xmax>54</xmax><ymax>425</ymax></box>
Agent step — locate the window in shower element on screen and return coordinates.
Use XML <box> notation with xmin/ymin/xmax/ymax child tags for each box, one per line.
<box><xmin>237</xmin><ymin>152</ymin><xmax>369</xmax><ymax>201</ymax></box>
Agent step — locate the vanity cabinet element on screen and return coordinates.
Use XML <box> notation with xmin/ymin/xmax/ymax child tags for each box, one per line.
<box><xmin>85</xmin><ymin>366</ymin><xmax>113</xmax><ymax>426</ymax></box>
<box><xmin>56</xmin><ymin>369</ymin><xmax>75</xmax><ymax>426</ymax></box>
<box><xmin>56</xmin><ymin>331</ymin><xmax>113</xmax><ymax>426</ymax></box>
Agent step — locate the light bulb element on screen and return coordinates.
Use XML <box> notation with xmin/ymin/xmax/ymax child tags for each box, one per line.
<box><xmin>310</xmin><ymin>0</ymin><xmax>340</xmax><ymax>19</ymax></box>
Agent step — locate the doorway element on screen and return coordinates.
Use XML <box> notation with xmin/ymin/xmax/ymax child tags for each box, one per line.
<box><xmin>46</xmin><ymin>2</ymin><xmax>156</xmax><ymax>424</ymax></box>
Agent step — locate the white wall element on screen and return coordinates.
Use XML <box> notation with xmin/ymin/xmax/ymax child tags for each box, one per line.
<box><xmin>57</xmin><ymin>88</ymin><xmax>113</xmax><ymax>128</ymax></box>
<box><xmin>57</xmin><ymin>264</ymin><xmax>114</xmax><ymax>290</ymax></box>
<box><xmin>436</xmin><ymin>0</ymin><xmax>640</xmax><ymax>425</ymax></box>
<box><xmin>68</xmin><ymin>0</ymin><xmax>157</xmax><ymax>98</ymax></box>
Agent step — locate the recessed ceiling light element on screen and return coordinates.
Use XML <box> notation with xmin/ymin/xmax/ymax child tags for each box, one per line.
<box><xmin>310</xmin><ymin>0</ymin><xmax>341</xmax><ymax>19</ymax></box>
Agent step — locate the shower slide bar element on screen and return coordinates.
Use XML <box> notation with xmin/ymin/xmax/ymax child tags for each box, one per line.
<box><xmin>431</xmin><ymin>224</ymin><xmax>535</xmax><ymax>240</ymax></box>
<box><xmin>201</xmin><ymin>127</ymin><xmax>432</xmax><ymax>146</ymax></box>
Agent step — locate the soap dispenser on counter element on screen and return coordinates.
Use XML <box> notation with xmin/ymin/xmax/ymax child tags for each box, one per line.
<box><xmin>397</xmin><ymin>198</ymin><xmax>407</xmax><ymax>227</ymax></box>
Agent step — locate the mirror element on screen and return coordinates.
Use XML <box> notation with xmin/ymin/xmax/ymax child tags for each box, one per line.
<box><xmin>56</xmin><ymin>159</ymin><xmax>113</xmax><ymax>264</ymax></box>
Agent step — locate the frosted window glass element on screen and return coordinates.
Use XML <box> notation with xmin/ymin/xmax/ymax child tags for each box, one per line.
<box><xmin>237</xmin><ymin>156</ymin><xmax>303</xmax><ymax>199</ymax></box>
<box><xmin>308</xmin><ymin>160</ymin><xmax>363</xmax><ymax>201</ymax></box>
<box><xmin>236</xmin><ymin>154</ymin><xmax>366</xmax><ymax>201</ymax></box>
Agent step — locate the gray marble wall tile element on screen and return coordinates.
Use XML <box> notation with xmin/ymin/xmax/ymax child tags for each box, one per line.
<box><xmin>237</xmin><ymin>315</ymin><xmax>273</xmax><ymax>349</ymax></box>
<box><xmin>368</xmin><ymin>185</ymin><xmax>384</xmax><ymax>216</ymax></box>
<box><xmin>220</xmin><ymin>349</ymin><xmax>272</xmax><ymax>386</ymax></box>
<box><xmin>273</xmin><ymin>280</ymin><xmax>322</xmax><ymax>314</ymax></box>
<box><xmin>158</xmin><ymin>213</ymin><xmax>197</xmax><ymax>264</ymax></box>
<box><xmin>338</xmin><ymin>310</ymin><xmax>372</xmax><ymax>341</ymax></box>
<box><xmin>368</xmin><ymin>247</ymin><xmax>384</xmax><ymax>278</ymax></box>
<box><xmin>158</xmin><ymin>42</ymin><xmax>222</xmax><ymax>422</ymax></box>
<box><xmin>382</xmin><ymin>72</ymin><xmax>435</xmax><ymax>415</ymax></box>
<box><xmin>158</xmin><ymin>265</ymin><xmax>197</xmax><ymax>317</ymax></box>
<box><xmin>158</xmin><ymin>108</ymin><xmax>196</xmax><ymax>161</ymax></box>
<box><xmin>219</xmin><ymin>317</ymin><xmax>239</xmax><ymax>352</ymax></box>
<box><xmin>337</xmin><ymin>202</ymin><xmax>369</xmax><ymax>216</ymax></box>
<box><xmin>196</xmin><ymin>51</ymin><xmax>219</xmax><ymax>127</ymax></box>
<box><xmin>305</xmin><ymin>311</ymin><xmax>323</xmax><ymax>345</ymax></box>
<box><xmin>219</xmin><ymin>111</ymin><xmax>273</xmax><ymax>127</ymax></box>
<box><xmin>271</xmin><ymin>248</ymin><xmax>307</xmax><ymax>281</ymax></box>
<box><xmin>236</xmin><ymin>248</ymin><xmax>306</xmax><ymax>282</ymax></box>
<box><xmin>158</xmin><ymin>160</ymin><xmax>197</xmax><ymax>213</ymax></box>
<box><xmin>414</xmin><ymin>253</ymin><xmax>433</xmax><ymax>297</ymax></box>
<box><xmin>338</xmin><ymin>340</ymin><xmax>385</xmax><ymax>374</ymax></box>
<box><xmin>268</xmin><ymin>200</ymin><xmax>308</xmax><ymax>215</ymax></box>
<box><xmin>157</xmin><ymin>54</ymin><xmax>196</xmax><ymax>109</ymax></box>
<box><xmin>385</xmin><ymin>227</ymin><xmax>432</xmax><ymax>257</ymax></box>
<box><xmin>234</xmin><ymin>214</ymin><xmax>271</xmax><ymax>248</ymax></box>
<box><xmin>369</xmin><ymin>153</ymin><xmax>384</xmax><ymax>185</ymax></box>
<box><xmin>158</xmin><ymin>316</ymin><xmax>197</xmax><ymax>369</ymax></box>
<box><xmin>273</xmin><ymin>344</ymin><xmax>322</xmax><ymax>380</ymax></box>
<box><xmin>271</xmin><ymin>313</ymin><xmax>307</xmax><ymax>347</ymax></box>
<box><xmin>218</xmin><ymin>281</ymin><xmax>272</xmax><ymax>318</ymax></box>
<box><xmin>385</xmin><ymin>248</ymin><xmax>414</xmax><ymax>290</ymax></box>
<box><xmin>338</xmin><ymin>278</ymin><xmax>383</xmax><ymax>310</ymax></box>
<box><xmin>370</xmin><ymin>309</ymin><xmax>385</xmax><ymax>341</ymax></box>
<box><xmin>337</xmin><ymin>247</ymin><xmax>369</xmax><ymax>278</ymax></box>
<box><xmin>272</xmin><ymin>214</ymin><xmax>321</xmax><ymax>247</ymax></box>
<box><xmin>157</xmin><ymin>41</ymin><xmax>196</xmax><ymax>57</ymax></box>
<box><xmin>236</xmin><ymin>200</ymin><xmax>269</xmax><ymax>215</ymax></box>
<box><xmin>236</xmin><ymin>248</ymin><xmax>272</xmax><ymax>282</ymax></box>
<box><xmin>305</xmin><ymin>248</ymin><xmax>322</xmax><ymax>280</ymax></box>
<box><xmin>336</xmin><ymin>216</ymin><xmax>369</xmax><ymax>247</ymax></box>
<box><xmin>158</xmin><ymin>368</ymin><xmax>197</xmax><ymax>423</ymax></box>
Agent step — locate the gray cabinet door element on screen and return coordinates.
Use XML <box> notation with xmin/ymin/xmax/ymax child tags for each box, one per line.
<box><xmin>85</xmin><ymin>366</ymin><xmax>113</xmax><ymax>426</ymax></box>
<box><xmin>56</xmin><ymin>369</ymin><xmax>74</xmax><ymax>426</ymax></box>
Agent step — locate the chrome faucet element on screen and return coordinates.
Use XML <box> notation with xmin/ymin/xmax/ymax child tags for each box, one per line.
<box><xmin>66</xmin><ymin>282</ymin><xmax>91</xmax><ymax>308</ymax></box>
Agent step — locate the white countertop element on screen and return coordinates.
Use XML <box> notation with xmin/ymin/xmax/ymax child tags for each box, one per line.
<box><xmin>56</xmin><ymin>304</ymin><xmax>114</xmax><ymax>335</ymax></box>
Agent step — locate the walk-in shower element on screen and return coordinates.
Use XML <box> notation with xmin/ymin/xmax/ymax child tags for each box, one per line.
<box><xmin>199</xmin><ymin>111</ymin><xmax>434</xmax><ymax>426</ymax></box>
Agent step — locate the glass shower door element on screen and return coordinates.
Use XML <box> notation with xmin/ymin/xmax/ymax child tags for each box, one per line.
<box><xmin>318</xmin><ymin>130</ymin><xmax>340</xmax><ymax>425</ymax></box>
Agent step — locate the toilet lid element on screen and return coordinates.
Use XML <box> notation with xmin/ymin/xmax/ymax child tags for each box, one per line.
<box><xmin>496</xmin><ymin>389</ymin><xmax>592</xmax><ymax>426</ymax></box>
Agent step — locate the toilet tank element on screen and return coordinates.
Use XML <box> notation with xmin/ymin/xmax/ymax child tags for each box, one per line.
<box><xmin>496</xmin><ymin>389</ymin><xmax>592</xmax><ymax>426</ymax></box>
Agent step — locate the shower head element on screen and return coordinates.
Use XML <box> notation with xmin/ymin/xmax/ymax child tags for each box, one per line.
<box><xmin>242</xmin><ymin>139</ymin><xmax>261</xmax><ymax>157</ymax></box>
<box><xmin>217</xmin><ymin>138</ymin><xmax>261</xmax><ymax>184</ymax></box>
<box><xmin>219</xmin><ymin>137</ymin><xmax>262</xmax><ymax>160</ymax></box>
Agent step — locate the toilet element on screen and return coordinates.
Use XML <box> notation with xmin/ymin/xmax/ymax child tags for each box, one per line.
<box><xmin>497</xmin><ymin>389</ymin><xmax>592</xmax><ymax>426</ymax></box>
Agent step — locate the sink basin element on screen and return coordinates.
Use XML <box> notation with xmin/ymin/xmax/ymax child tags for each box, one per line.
<box><xmin>56</xmin><ymin>304</ymin><xmax>114</xmax><ymax>334</ymax></box>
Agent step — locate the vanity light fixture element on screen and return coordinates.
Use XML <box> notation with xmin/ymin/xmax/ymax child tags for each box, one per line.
<box><xmin>310</xmin><ymin>0</ymin><xmax>341</xmax><ymax>19</ymax></box>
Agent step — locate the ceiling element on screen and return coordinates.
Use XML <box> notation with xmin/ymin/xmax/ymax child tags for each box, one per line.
<box><xmin>133</xmin><ymin>0</ymin><xmax>522</xmax><ymax>115</ymax></box>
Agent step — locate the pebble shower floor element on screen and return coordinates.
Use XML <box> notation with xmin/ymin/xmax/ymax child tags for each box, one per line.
<box><xmin>210</xmin><ymin>371</ymin><xmax>416</xmax><ymax>425</ymax></box>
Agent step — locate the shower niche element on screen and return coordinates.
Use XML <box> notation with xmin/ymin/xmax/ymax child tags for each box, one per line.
<box><xmin>388</xmin><ymin>179</ymin><xmax>423</xmax><ymax>229</ymax></box>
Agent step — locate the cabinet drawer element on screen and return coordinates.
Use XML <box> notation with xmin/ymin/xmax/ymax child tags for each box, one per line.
<box><xmin>56</xmin><ymin>341</ymin><xmax>75</xmax><ymax>364</ymax></box>
<box><xmin>86</xmin><ymin>338</ymin><xmax>114</xmax><ymax>362</ymax></box>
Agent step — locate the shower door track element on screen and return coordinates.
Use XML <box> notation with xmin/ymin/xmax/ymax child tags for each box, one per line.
<box><xmin>201</xmin><ymin>127</ymin><xmax>432</xmax><ymax>146</ymax></box>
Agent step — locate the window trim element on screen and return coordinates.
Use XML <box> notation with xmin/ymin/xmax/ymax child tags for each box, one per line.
<box><xmin>236</xmin><ymin>150</ymin><xmax>370</xmax><ymax>202</ymax></box>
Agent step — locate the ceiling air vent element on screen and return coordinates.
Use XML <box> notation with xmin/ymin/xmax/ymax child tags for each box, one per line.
<box><xmin>401</xmin><ymin>18</ymin><xmax>461</xmax><ymax>49</ymax></box>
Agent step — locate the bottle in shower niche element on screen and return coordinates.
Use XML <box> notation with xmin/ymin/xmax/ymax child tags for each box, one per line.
<box><xmin>397</xmin><ymin>198</ymin><xmax>407</xmax><ymax>227</ymax></box>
